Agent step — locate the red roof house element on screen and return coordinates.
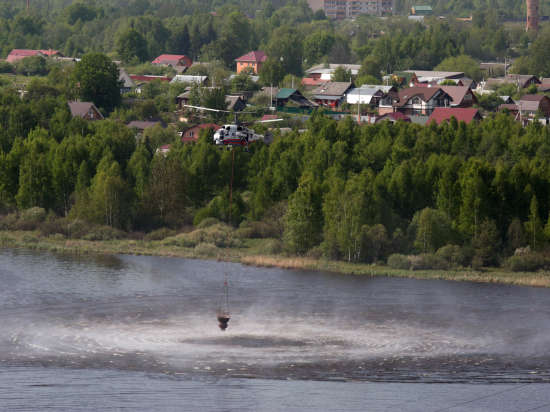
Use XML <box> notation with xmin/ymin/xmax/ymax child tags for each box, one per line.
<box><xmin>152</xmin><ymin>54</ymin><xmax>192</xmax><ymax>68</ymax></box>
<box><xmin>235</xmin><ymin>51</ymin><xmax>267</xmax><ymax>74</ymax></box>
<box><xmin>181</xmin><ymin>123</ymin><xmax>220</xmax><ymax>143</ymax></box>
<box><xmin>427</xmin><ymin>108</ymin><xmax>482</xmax><ymax>125</ymax></box>
<box><xmin>6</xmin><ymin>49</ymin><xmax>62</xmax><ymax>63</ymax></box>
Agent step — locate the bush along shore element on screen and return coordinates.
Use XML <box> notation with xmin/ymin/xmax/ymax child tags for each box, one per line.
<box><xmin>1</xmin><ymin>209</ymin><xmax>550</xmax><ymax>289</ymax></box>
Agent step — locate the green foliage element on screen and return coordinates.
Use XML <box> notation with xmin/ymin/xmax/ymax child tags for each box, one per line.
<box><xmin>435</xmin><ymin>55</ymin><xmax>481</xmax><ymax>81</ymax></box>
<box><xmin>73</xmin><ymin>53</ymin><xmax>121</xmax><ymax>112</ymax></box>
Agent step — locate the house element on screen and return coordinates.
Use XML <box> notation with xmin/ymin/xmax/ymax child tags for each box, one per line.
<box><xmin>226</xmin><ymin>95</ymin><xmax>247</xmax><ymax>112</ymax></box>
<box><xmin>169</xmin><ymin>75</ymin><xmax>208</xmax><ymax>85</ymax></box>
<box><xmin>346</xmin><ymin>85</ymin><xmax>397</xmax><ymax>106</ymax></box>
<box><xmin>440</xmin><ymin>85</ymin><xmax>478</xmax><ymax>107</ymax></box>
<box><xmin>486</xmin><ymin>74</ymin><xmax>541</xmax><ymax>90</ymax></box>
<box><xmin>181</xmin><ymin>123</ymin><xmax>220</xmax><ymax>143</ymax></box>
<box><xmin>152</xmin><ymin>54</ymin><xmax>192</xmax><ymax>70</ymax></box>
<box><xmin>119</xmin><ymin>69</ymin><xmax>135</xmax><ymax>94</ymax></box>
<box><xmin>406</xmin><ymin>70</ymin><xmax>465</xmax><ymax>84</ymax></box>
<box><xmin>235</xmin><ymin>51</ymin><xmax>267</xmax><ymax>74</ymax></box>
<box><xmin>411</xmin><ymin>5</ymin><xmax>433</xmax><ymax>15</ymax></box>
<box><xmin>275</xmin><ymin>88</ymin><xmax>316</xmax><ymax>108</ymax></box>
<box><xmin>305</xmin><ymin>64</ymin><xmax>361</xmax><ymax>81</ymax></box>
<box><xmin>499</xmin><ymin>95</ymin><xmax>550</xmax><ymax>124</ymax></box>
<box><xmin>68</xmin><ymin>101</ymin><xmax>104</xmax><ymax>120</ymax></box>
<box><xmin>6</xmin><ymin>49</ymin><xmax>63</xmax><ymax>63</ymax></box>
<box><xmin>500</xmin><ymin>96</ymin><xmax>515</xmax><ymax>104</ymax></box>
<box><xmin>427</xmin><ymin>108</ymin><xmax>482</xmax><ymax>125</ymax></box>
<box><xmin>156</xmin><ymin>144</ymin><xmax>172</xmax><ymax>156</ymax></box>
<box><xmin>381</xmin><ymin>87</ymin><xmax>452</xmax><ymax>116</ymax></box>
<box><xmin>311</xmin><ymin>82</ymin><xmax>354</xmax><ymax>108</ymax></box>
<box><xmin>455</xmin><ymin>77</ymin><xmax>477</xmax><ymax>89</ymax></box>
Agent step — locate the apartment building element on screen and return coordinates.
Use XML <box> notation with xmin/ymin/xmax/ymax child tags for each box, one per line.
<box><xmin>308</xmin><ymin>0</ymin><xmax>392</xmax><ymax>18</ymax></box>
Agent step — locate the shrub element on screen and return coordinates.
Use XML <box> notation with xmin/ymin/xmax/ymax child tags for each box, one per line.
<box><xmin>387</xmin><ymin>253</ymin><xmax>410</xmax><ymax>270</ymax></box>
<box><xmin>505</xmin><ymin>254</ymin><xmax>549</xmax><ymax>272</ymax></box>
<box><xmin>194</xmin><ymin>242</ymin><xmax>219</xmax><ymax>257</ymax></box>
<box><xmin>15</xmin><ymin>207</ymin><xmax>47</xmax><ymax>230</ymax></box>
<box><xmin>39</xmin><ymin>213</ymin><xmax>68</xmax><ymax>237</ymax></box>
<box><xmin>306</xmin><ymin>245</ymin><xmax>323</xmax><ymax>259</ymax></box>
<box><xmin>436</xmin><ymin>244</ymin><xmax>470</xmax><ymax>267</ymax></box>
<box><xmin>82</xmin><ymin>225</ymin><xmax>125</xmax><ymax>241</ymax></box>
<box><xmin>143</xmin><ymin>227</ymin><xmax>176</xmax><ymax>241</ymax></box>
<box><xmin>163</xmin><ymin>223</ymin><xmax>241</xmax><ymax>248</ymax></box>
<box><xmin>0</xmin><ymin>213</ymin><xmax>19</xmax><ymax>230</ymax></box>
<box><xmin>409</xmin><ymin>253</ymin><xmax>449</xmax><ymax>270</ymax></box>
<box><xmin>197</xmin><ymin>217</ymin><xmax>220</xmax><ymax>229</ymax></box>
<box><xmin>65</xmin><ymin>219</ymin><xmax>94</xmax><ymax>239</ymax></box>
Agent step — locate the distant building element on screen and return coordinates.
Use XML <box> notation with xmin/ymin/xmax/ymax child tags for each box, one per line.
<box><xmin>427</xmin><ymin>108</ymin><xmax>482</xmax><ymax>125</ymax></box>
<box><xmin>235</xmin><ymin>51</ymin><xmax>267</xmax><ymax>74</ymax></box>
<box><xmin>311</xmin><ymin>82</ymin><xmax>354</xmax><ymax>108</ymax></box>
<box><xmin>118</xmin><ymin>69</ymin><xmax>135</xmax><ymax>94</ymax></box>
<box><xmin>307</xmin><ymin>0</ymin><xmax>393</xmax><ymax>19</ymax></box>
<box><xmin>486</xmin><ymin>74</ymin><xmax>540</xmax><ymax>90</ymax></box>
<box><xmin>380</xmin><ymin>87</ymin><xmax>452</xmax><ymax>116</ymax></box>
<box><xmin>181</xmin><ymin>123</ymin><xmax>220</xmax><ymax>143</ymax></box>
<box><xmin>169</xmin><ymin>75</ymin><xmax>208</xmax><ymax>85</ymax></box>
<box><xmin>305</xmin><ymin>63</ymin><xmax>361</xmax><ymax>81</ymax></box>
<box><xmin>411</xmin><ymin>5</ymin><xmax>432</xmax><ymax>15</ymax></box>
<box><xmin>6</xmin><ymin>49</ymin><xmax>63</xmax><ymax>63</ymax></box>
<box><xmin>68</xmin><ymin>101</ymin><xmax>103</xmax><ymax>120</ymax></box>
<box><xmin>152</xmin><ymin>54</ymin><xmax>192</xmax><ymax>71</ymax></box>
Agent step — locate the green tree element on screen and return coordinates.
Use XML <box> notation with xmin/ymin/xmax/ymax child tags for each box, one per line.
<box><xmin>116</xmin><ymin>28</ymin><xmax>148</xmax><ymax>63</ymax></box>
<box><xmin>411</xmin><ymin>207</ymin><xmax>455</xmax><ymax>253</ymax></box>
<box><xmin>435</xmin><ymin>55</ymin><xmax>482</xmax><ymax>81</ymax></box>
<box><xmin>331</xmin><ymin>66</ymin><xmax>352</xmax><ymax>82</ymax></box>
<box><xmin>283</xmin><ymin>174</ymin><xmax>322</xmax><ymax>254</ymax></box>
<box><xmin>73</xmin><ymin>53</ymin><xmax>121</xmax><ymax>112</ymax></box>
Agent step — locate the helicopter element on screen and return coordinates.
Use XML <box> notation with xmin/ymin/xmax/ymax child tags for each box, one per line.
<box><xmin>182</xmin><ymin>104</ymin><xmax>282</xmax><ymax>150</ymax></box>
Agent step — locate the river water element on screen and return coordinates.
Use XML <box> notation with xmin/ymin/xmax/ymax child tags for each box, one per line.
<box><xmin>0</xmin><ymin>249</ymin><xmax>550</xmax><ymax>411</ymax></box>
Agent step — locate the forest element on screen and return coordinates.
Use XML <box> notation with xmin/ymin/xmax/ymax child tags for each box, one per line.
<box><xmin>1</xmin><ymin>77</ymin><xmax>550</xmax><ymax>271</ymax></box>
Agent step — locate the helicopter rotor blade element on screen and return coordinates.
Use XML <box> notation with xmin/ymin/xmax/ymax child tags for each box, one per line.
<box><xmin>183</xmin><ymin>104</ymin><xmax>231</xmax><ymax>113</ymax></box>
<box><xmin>256</xmin><ymin>118</ymin><xmax>284</xmax><ymax>123</ymax></box>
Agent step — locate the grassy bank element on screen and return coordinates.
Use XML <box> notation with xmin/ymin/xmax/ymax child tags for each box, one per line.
<box><xmin>2</xmin><ymin>229</ymin><xmax>550</xmax><ymax>288</ymax></box>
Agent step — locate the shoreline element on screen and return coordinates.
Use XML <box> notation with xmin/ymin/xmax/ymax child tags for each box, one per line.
<box><xmin>1</xmin><ymin>230</ymin><xmax>550</xmax><ymax>288</ymax></box>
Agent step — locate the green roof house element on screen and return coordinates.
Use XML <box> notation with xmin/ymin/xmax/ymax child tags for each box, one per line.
<box><xmin>275</xmin><ymin>88</ymin><xmax>317</xmax><ymax>108</ymax></box>
<box><xmin>411</xmin><ymin>5</ymin><xmax>433</xmax><ymax>15</ymax></box>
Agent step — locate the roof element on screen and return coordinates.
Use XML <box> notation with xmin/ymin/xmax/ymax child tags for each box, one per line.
<box><xmin>312</xmin><ymin>82</ymin><xmax>353</xmax><ymax>98</ymax></box>
<box><xmin>395</xmin><ymin>87</ymin><xmax>446</xmax><ymax>107</ymax></box>
<box><xmin>127</xmin><ymin>121</ymin><xmax>161</xmax><ymax>130</ymax></box>
<box><xmin>226</xmin><ymin>95</ymin><xmax>245</xmax><ymax>111</ymax></box>
<box><xmin>405</xmin><ymin>70</ymin><xmax>465</xmax><ymax>80</ymax></box>
<box><xmin>119</xmin><ymin>69</ymin><xmax>135</xmax><ymax>88</ymax></box>
<box><xmin>347</xmin><ymin>87</ymin><xmax>383</xmax><ymax>97</ymax></box>
<box><xmin>152</xmin><ymin>54</ymin><xmax>191</xmax><ymax>66</ymax></box>
<box><xmin>130</xmin><ymin>75</ymin><xmax>171</xmax><ymax>83</ymax></box>
<box><xmin>235</xmin><ymin>51</ymin><xmax>267</xmax><ymax>63</ymax></box>
<box><xmin>413</xmin><ymin>5</ymin><xmax>432</xmax><ymax>10</ymax></box>
<box><xmin>517</xmin><ymin>94</ymin><xmax>548</xmax><ymax>102</ymax></box>
<box><xmin>276</xmin><ymin>88</ymin><xmax>297</xmax><ymax>99</ymax></box>
<box><xmin>301</xmin><ymin>77</ymin><xmax>325</xmax><ymax>87</ymax></box>
<box><xmin>487</xmin><ymin>74</ymin><xmax>541</xmax><ymax>88</ymax></box>
<box><xmin>439</xmin><ymin>85</ymin><xmax>474</xmax><ymax>105</ymax></box>
<box><xmin>261</xmin><ymin>114</ymin><xmax>279</xmax><ymax>121</ymax></box>
<box><xmin>428</xmin><ymin>108</ymin><xmax>481</xmax><ymax>125</ymax></box>
<box><xmin>6</xmin><ymin>49</ymin><xmax>44</xmax><ymax>63</ymax></box>
<box><xmin>68</xmin><ymin>101</ymin><xmax>103</xmax><ymax>119</ymax></box>
<box><xmin>170</xmin><ymin>75</ymin><xmax>208</xmax><ymax>84</ymax></box>
<box><xmin>376</xmin><ymin>112</ymin><xmax>411</xmax><ymax>123</ymax></box>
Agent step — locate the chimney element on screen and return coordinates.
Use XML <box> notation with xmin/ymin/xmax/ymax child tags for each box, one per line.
<box><xmin>526</xmin><ymin>0</ymin><xmax>539</xmax><ymax>32</ymax></box>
